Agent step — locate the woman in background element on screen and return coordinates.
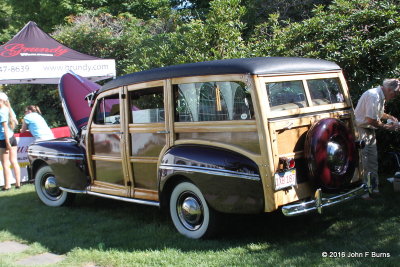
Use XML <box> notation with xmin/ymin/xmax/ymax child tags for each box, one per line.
<box><xmin>20</xmin><ymin>105</ymin><xmax>54</xmax><ymax>141</ymax></box>
<box><xmin>0</xmin><ymin>92</ymin><xmax>21</xmax><ymax>190</ymax></box>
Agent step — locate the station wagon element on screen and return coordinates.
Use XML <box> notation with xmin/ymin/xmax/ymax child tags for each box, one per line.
<box><xmin>28</xmin><ymin>57</ymin><xmax>368</xmax><ymax>239</ymax></box>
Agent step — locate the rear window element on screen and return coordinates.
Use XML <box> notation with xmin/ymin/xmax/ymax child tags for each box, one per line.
<box><xmin>266</xmin><ymin>78</ymin><xmax>344</xmax><ymax>111</ymax></box>
<box><xmin>308</xmin><ymin>78</ymin><xmax>344</xmax><ymax>105</ymax></box>
<box><xmin>267</xmin><ymin>81</ymin><xmax>307</xmax><ymax>110</ymax></box>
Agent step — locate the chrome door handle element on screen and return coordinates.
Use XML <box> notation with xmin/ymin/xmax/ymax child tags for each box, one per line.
<box><xmin>339</xmin><ymin>114</ymin><xmax>350</xmax><ymax>119</ymax></box>
<box><xmin>156</xmin><ymin>130</ymin><xmax>170</xmax><ymax>134</ymax></box>
<box><xmin>283</xmin><ymin>122</ymin><xmax>293</xmax><ymax>130</ymax></box>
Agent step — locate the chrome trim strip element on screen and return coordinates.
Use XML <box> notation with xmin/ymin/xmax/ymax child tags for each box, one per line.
<box><xmin>59</xmin><ymin>187</ymin><xmax>160</xmax><ymax>207</ymax></box>
<box><xmin>59</xmin><ymin>187</ymin><xmax>86</xmax><ymax>194</ymax></box>
<box><xmin>87</xmin><ymin>191</ymin><xmax>160</xmax><ymax>207</ymax></box>
<box><xmin>160</xmin><ymin>163</ymin><xmax>260</xmax><ymax>181</ymax></box>
<box><xmin>281</xmin><ymin>184</ymin><xmax>367</xmax><ymax>216</ymax></box>
<box><xmin>28</xmin><ymin>151</ymin><xmax>84</xmax><ymax>160</ymax></box>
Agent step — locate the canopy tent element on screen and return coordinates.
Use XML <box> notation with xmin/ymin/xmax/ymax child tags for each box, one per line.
<box><xmin>0</xmin><ymin>21</ymin><xmax>116</xmax><ymax>84</ymax></box>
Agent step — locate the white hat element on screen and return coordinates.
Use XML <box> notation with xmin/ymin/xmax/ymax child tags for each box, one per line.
<box><xmin>0</xmin><ymin>92</ymin><xmax>8</xmax><ymax>101</ymax></box>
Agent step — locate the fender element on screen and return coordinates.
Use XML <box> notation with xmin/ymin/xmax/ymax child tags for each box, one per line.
<box><xmin>28</xmin><ymin>138</ymin><xmax>89</xmax><ymax>190</ymax></box>
<box><xmin>159</xmin><ymin>145</ymin><xmax>264</xmax><ymax>214</ymax></box>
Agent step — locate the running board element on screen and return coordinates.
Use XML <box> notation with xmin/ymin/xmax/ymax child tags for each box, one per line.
<box><xmin>59</xmin><ymin>187</ymin><xmax>160</xmax><ymax>207</ymax></box>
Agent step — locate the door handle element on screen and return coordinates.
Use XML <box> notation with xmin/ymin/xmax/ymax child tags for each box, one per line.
<box><xmin>339</xmin><ymin>114</ymin><xmax>350</xmax><ymax>119</ymax></box>
<box><xmin>156</xmin><ymin>130</ymin><xmax>170</xmax><ymax>134</ymax></box>
<box><xmin>283</xmin><ymin>122</ymin><xmax>293</xmax><ymax>130</ymax></box>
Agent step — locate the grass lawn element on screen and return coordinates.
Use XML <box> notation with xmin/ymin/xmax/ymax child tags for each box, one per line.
<box><xmin>0</xmin><ymin>178</ymin><xmax>399</xmax><ymax>267</ymax></box>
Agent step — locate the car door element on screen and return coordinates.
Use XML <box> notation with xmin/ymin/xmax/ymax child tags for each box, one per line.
<box><xmin>86</xmin><ymin>88</ymin><xmax>131</xmax><ymax>197</ymax></box>
<box><xmin>126</xmin><ymin>81</ymin><xmax>168</xmax><ymax>201</ymax></box>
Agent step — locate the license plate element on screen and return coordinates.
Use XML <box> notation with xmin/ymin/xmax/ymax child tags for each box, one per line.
<box><xmin>274</xmin><ymin>169</ymin><xmax>297</xmax><ymax>190</ymax></box>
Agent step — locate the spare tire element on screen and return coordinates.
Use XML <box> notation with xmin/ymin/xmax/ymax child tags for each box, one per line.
<box><xmin>304</xmin><ymin>118</ymin><xmax>357</xmax><ymax>190</ymax></box>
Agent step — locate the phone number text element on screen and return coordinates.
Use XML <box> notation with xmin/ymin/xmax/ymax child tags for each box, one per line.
<box><xmin>0</xmin><ymin>65</ymin><xmax>30</xmax><ymax>73</ymax></box>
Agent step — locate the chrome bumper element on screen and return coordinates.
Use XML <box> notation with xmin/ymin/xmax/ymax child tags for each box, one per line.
<box><xmin>281</xmin><ymin>183</ymin><xmax>368</xmax><ymax>216</ymax></box>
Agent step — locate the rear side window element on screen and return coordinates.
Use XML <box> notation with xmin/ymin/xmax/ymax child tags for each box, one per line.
<box><xmin>308</xmin><ymin>78</ymin><xmax>344</xmax><ymax>105</ymax></box>
<box><xmin>174</xmin><ymin>81</ymin><xmax>253</xmax><ymax>122</ymax></box>
<box><xmin>267</xmin><ymin>81</ymin><xmax>307</xmax><ymax>110</ymax></box>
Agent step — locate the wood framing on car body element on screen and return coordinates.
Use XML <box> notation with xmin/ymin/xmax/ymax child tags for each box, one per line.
<box><xmin>27</xmin><ymin>57</ymin><xmax>368</xmax><ymax>239</ymax></box>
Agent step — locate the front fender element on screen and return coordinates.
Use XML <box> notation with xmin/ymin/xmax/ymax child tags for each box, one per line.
<box><xmin>28</xmin><ymin>138</ymin><xmax>89</xmax><ymax>190</ymax></box>
<box><xmin>159</xmin><ymin>145</ymin><xmax>264</xmax><ymax>214</ymax></box>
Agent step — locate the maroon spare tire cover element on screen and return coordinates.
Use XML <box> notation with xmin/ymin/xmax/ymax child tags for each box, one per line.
<box><xmin>304</xmin><ymin>118</ymin><xmax>357</xmax><ymax>190</ymax></box>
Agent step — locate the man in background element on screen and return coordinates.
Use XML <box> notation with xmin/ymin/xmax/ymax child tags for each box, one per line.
<box><xmin>354</xmin><ymin>78</ymin><xmax>400</xmax><ymax>199</ymax></box>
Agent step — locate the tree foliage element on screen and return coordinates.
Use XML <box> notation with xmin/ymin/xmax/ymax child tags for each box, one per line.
<box><xmin>250</xmin><ymin>0</ymin><xmax>400</xmax><ymax>98</ymax></box>
<box><xmin>247</xmin><ymin>0</ymin><xmax>400</xmax><ymax>165</ymax></box>
<box><xmin>52</xmin><ymin>0</ymin><xmax>248</xmax><ymax>72</ymax></box>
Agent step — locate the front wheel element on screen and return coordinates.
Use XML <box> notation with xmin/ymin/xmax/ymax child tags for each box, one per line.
<box><xmin>34</xmin><ymin>165</ymin><xmax>75</xmax><ymax>207</ymax></box>
<box><xmin>169</xmin><ymin>182</ymin><xmax>218</xmax><ymax>239</ymax></box>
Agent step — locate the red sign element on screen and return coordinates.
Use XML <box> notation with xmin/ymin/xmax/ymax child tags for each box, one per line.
<box><xmin>0</xmin><ymin>43</ymin><xmax>69</xmax><ymax>57</ymax></box>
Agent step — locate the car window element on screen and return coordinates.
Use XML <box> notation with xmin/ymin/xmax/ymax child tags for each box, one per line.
<box><xmin>266</xmin><ymin>80</ymin><xmax>308</xmax><ymax>111</ymax></box>
<box><xmin>308</xmin><ymin>78</ymin><xmax>344</xmax><ymax>105</ymax></box>
<box><xmin>129</xmin><ymin>87</ymin><xmax>164</xmax><ymax>123</ymax></box>
<box><xmin>93</xmin><ymin>94</ymin><xmax>120</xmax><ymax>125</ymax></box>
<box><xmin>174</xmin><ymin>81</ymin><xmax>253</xmax><ymax>122</ymax></box>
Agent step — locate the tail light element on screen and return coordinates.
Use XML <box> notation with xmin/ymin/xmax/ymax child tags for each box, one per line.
<box><xmin>279</xmin><ymin>157</ymin><xmax>295</xmax><ymax>170</ymax></box>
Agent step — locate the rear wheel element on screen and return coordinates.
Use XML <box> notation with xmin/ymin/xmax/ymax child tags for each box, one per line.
<box><xmin>34</xmin><ymin>165</ymin><xmax>75</xmax><ymax>207</ymax></box>
<box><xmin>169</xmin><ymin>182</ymin><xmax>217</xmax><ymax>239</ymax></box>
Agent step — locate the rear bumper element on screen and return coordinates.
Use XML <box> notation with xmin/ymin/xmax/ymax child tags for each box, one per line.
<box><xmin>281</xmin><ymin>183</ymin><xmax>367</xmax><ymax>216</ymax></box>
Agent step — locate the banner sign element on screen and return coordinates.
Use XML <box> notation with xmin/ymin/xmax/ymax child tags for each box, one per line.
<box><xmin>0</xmin><ymin>59</ymin><xmax>115</xmax><ymax>83</ymax></box>
<box><xmin>0</xmin><ymin>21</ymin><xmax>116</xmax><ymax>84</ymax></box>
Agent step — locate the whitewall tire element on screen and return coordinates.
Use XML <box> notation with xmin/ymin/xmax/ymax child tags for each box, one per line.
<box><xmin>34</xmin><ymin>165</ymin><xmax>74</xmax><ymax>207</ymax></box>
<box><xmin>169</xmin><ymin>182</ymin><xmax>217</xmax><ymax>239</ymax></box>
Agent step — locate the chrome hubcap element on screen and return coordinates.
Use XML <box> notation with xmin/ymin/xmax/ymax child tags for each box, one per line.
<box><xmin>177</xmin><ymin>193</ymin><xmax>203</xmax><ymax>231</ymax></box>
<box><xmin>43</xmin><ymin>175</ymin><xmax>62</xmax><ymax>199</ymax></box>
<box><xmin>327</xmin><ymin>137</ymin><xmax>347</xmax><ymax>173</ymax></box>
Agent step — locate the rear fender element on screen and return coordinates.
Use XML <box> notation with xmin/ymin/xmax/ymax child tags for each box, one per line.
<box><xmin>159</xmin><ymin>145</ymin><xmax>264</xmax><ymax>214</ymax></box>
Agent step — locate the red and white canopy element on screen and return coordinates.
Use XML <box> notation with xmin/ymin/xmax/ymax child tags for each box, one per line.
<box><xmin>0</xmin><ymin>21</ymin><xmax>116</xmax><ymax>84</ymax></box>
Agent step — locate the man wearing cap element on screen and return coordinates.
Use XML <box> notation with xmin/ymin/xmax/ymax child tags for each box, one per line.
<box><xmin>354</xmin><ymin>78</ymin><xmax>400</xmax><ymax>199</ymax></box>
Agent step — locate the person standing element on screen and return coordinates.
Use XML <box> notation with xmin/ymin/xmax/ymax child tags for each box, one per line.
<box><xmin>20</xmin><ymin>105</ymin><xmax>54</xmax><ymax>141</ymax></box>
<box><xmin>0</xmin><ymin>92</ymin><xmax>21</xmax><ymax>190</ymax></box>
<box><xmin>354</xmin><ymin>78</ymin><xmax>400</xmax><ymax>199</ymax></box>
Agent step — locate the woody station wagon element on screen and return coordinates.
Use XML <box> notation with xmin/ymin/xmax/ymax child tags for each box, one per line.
<box><xmin>28</xmin><ymin>57</ymin><xmax>368</xmax><ymax>239</ymax></box>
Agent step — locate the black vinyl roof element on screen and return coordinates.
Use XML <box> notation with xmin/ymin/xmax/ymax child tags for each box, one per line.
<box><xmin>100</xmin><ymin>57</ymin><xmax>341</xmax><ymax>92</ymax></box>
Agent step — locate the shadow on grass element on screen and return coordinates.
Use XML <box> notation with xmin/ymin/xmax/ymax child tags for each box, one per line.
<box><xmin>0</xmin><ymin>182</ymin><xmax>399</xmax><ymax>263</ymax></box>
